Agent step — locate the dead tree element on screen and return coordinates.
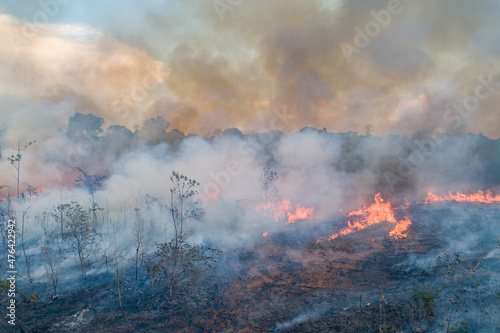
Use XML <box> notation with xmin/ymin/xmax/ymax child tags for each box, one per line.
<box><xmin>75</xmin><ymin>168</ymin><xmax>104</xmax><ymax>226</ymax></box>
<box><xmin>147</xmin><ymin>171</ymin><xmax>220</xmax><ymax>301</ymax></box>
<box><xmin>64</xmin><ymin>202</ymin><xmax>99</xmax><ymax>279</ymax></box>
<box><xmin>259</xmin><ymin>168</ymin><xmax>279</xmax><ymax>218</ymax></box>
<box><xmin>39</xmin><ymin>212</ymin><xmax>59</xmax><ymax>295</ymax></box>
<box><xmin>168</xmin><ymin>171</ymin><xmax>205</xmax><ymax>246</ymax></box>
<box><xmin>112</xmin><ymin>250</ymin><xmax>126</xmax><ymax>311</ymax></box>
<box><xmin>53</xmin><ymin>203</ymin><xmax>71</xmax><ymax>240</ymax></box>
<box><xmin>147</xmin><ymin>241</ymin><xmax>221</xmax><ymax>301</ymax></box>
<box><xmin>131</xmin><ymin>209</ymin><xmax>148</xmax><ymax>284</ymax></box>
<box><xmin>7</xmin><ymin>140</ymin><xmax>35</xmax><ymax>203</ymax></box>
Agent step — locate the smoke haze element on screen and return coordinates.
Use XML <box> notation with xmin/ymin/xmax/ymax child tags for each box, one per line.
<box><xmin>1</xmin><ymin>0</ymin><xmax>500</xmax><ymax>137</ymax></box>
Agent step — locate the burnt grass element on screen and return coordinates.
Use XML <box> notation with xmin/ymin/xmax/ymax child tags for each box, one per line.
<box><xmin>1</xmin><ymin>203</ymin><xmax>500</xmax><ymax>332</ymax></box>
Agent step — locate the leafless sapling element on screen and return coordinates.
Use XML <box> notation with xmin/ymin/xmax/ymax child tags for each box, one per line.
<box><xmin>259</xmin><ymin>167</ymin><xmax>279</xmax><ymax>218</ymax></box>
<box><xmin>147</xmin><ymin>171</ymin><xmax>220</xmax><ymax>301</ymax></box>
<box><xmin>64</xmin><ymin>202</ymin><xmax>99</xmax><ymax>279</ymax></box>
<box><xmin>75</xmin><ymin>168</ymin><xmax>104</xmax><ymax>226</ymax></box>
<box><xmin>7</xmin><ymin>140</ymin><xmax>35</xmax><ymax>203</ymax></box>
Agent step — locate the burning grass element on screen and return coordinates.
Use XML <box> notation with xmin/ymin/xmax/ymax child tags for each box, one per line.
<box><xmin>317</xmin><ymin>193</ymin><xmax>412</xmax><ymax>243</ymax></box>
<box><xmin>2</xmin><ymin>196</ymin><xmax>499</xmax><ymax>332</ymax></box>
<box><xmin>426</xmin><ymin>189</ymin><xmax>500</xmax><ymax>204</ymax></box>
<box><xmin>256</xmin><ymin>199</ymin><xmax>315</xmax><ymax>225</ymax></box>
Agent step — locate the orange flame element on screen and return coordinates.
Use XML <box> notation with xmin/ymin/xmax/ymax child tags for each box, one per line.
<box><xmin>388</xmin><ymin>216</ymin><xmax>412</xmax><ymax>239</ymax></box>
<box><xmin>263</xmin><ymin>231</ymin><xmax>269</xmax><ymax>237</ymax></box>
<box><xmin>257</xmin><ymin>199</ymin><xmax>314</xmax><ymax>224</ymax></box>
<box><xmin>426</xmin><ymin>189</ymin><xmax>500</xmax><ymax>204</ymax></box>
<box><xmin>33</xmin><ymin>186</ymin><xmax>46</xmax><ymax>195</ymax></box>
<box><xmin>402</xmin><ymin>199</ymin><xmax>410</xmax><ymax>209</ymax></box>
<box><xmin>318</xmin><ymin>193</ymin><xmax>411</xmax><ymax>242</ymax></box>
<box><xmin>287</xmin><ymin>205</ymin><xmax>315</xmax><ymax>225</ymax></box>
<box><xmin>203</xmin><ymin>187</ymin><xmax>222</xmax><ymax>201</ymax></box>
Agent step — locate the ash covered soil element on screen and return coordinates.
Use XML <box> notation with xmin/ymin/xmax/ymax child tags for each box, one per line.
<box><xmin>2</xmin><ymin>203</ymin><xmax>499</xmax><ymax>332</ymax></box>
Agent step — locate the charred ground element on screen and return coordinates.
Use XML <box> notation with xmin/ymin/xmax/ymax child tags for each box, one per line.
<box><xmin>2</xmin><ymin>202</ymin><xmax>499</xmax><ymax>332</ymax></box>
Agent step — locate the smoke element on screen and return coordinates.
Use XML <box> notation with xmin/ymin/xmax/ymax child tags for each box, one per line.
<box><xmin>0</xmin><ymin>12</ymin><xmax>169</xmax><ymax>130</ymax></box>
<box><xmin>271</xmin><ymin>303</ymin><xmax>330</xmax><ymax>331</ymax></box>
<box><xmin>2</xmin><ymin>112</ymin><xmax>498</xmax><ymax>252</ymax></box>
<box><xmin>1</xmin><ymin>2</ymin><xmax>499</xmax><ymax>330</ymax></box>
<box><xmin>2</xmin><ymin>1</ymin><xmax>500</xmax><ymax>137</ymax></box>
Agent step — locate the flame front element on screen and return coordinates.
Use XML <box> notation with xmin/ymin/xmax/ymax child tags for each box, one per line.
<box><xmin>425</xmin><ymin>189</ymin><xmax>500</xmax><ymax>204</ymax></box>
<box><xmin>257</xmin><ymin>199</ymin><xmax>314</xmax><ymax>224</ymax></box>
<box><xmin>388</xmin><ymin>216</ymin><xmax>412</xmax><ymax>239</ymax></box>
<box><xmin>318</xmin><ymin>193</ymin><xmax>411</xmax><ymax>242</ymax></box>
<box><xmin>286</xmin><ymin>205</ymin><xmax>315</xmax><ymax>225</ymax></box>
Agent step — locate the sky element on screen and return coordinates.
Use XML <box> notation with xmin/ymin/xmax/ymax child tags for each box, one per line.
<box><xmin>1</xmin><ymin>0</ymin><xmax>500</xmax><ymax>138</ymax></box>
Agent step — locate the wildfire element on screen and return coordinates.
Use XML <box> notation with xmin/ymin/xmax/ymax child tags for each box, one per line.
<box><xmin>388</xmin><ymin>216</ymin><xmax>412</xmax><ymax>239</ymax></box>
<box><xmin>287</xmin><ymin>206</ymin><xmax>315</xmax><ymax>225</ymax></box>
<box><xmin>203</xmin><ymin>187</ymin><xmax>222</xmax><ymax>201</ymax></box>
<box><xmin>32</xmin><ymin>185</ymin><xmax>46</xmax><ymax>196</ymax></box>
<box><xmin>263</xmin><ymin>231</ymin><xmax>269</xmax><ymax>237</ymax></box>
<box><xmin>0</xmin><ymin>185</ymin><xmax>47</xmax><ymax>201</ymax></box>
<box><xmin>257</xmin><ymin>199</ymin><xmax>314</xmax><ymax>224</ymax></box>
<box><xmin>425</xmin><ymin>189</ymin><xmax>500</xmax><ymax>204</ymax></box>
<box><xmin>402</xmin><ymin>199</ymin><xmax>410</xmax><ymax>209</ymax></box>
<box><xmin>317</xmin><ymin>193</ymin><xmax>411</xmax><ymax>242</ymax></box>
